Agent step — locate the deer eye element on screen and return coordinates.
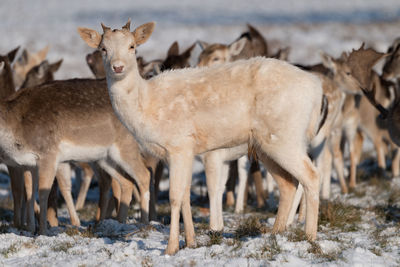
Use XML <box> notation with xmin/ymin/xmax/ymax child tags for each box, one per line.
<box><xmin>101</xmin><ymin>47</ymin><xmax>107</xmax><ymax>54</ymax></box>
<box><xmin>212</xmin><ymin>57</ymin><xmax>220</xmax><ymax>61</ymax></box>
<box><xmin>346</xmin><ymin>72</ymin><xmax>351</xmax><ymax>76</ymax></box>
<box><xmin>130</xmin><ymin>45</ymin><xmax>135</xmax><ymax>50</ymax></box>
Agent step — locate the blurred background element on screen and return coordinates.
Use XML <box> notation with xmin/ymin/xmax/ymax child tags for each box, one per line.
<box><xmin>1</xmin><ymin>0</ymin><xmax>400</xmax><ymax>79</ymax></box>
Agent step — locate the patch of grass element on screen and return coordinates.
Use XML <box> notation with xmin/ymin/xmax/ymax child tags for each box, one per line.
<box><xmin>65</xmin><ymin>227</ymin><xmax>80</xmax><ymax>236</ymax></box>
<box><xmin>1</xmin><ymin>243</ymin><xmax>18</xmax><ymax>258</ymax></box>
<box><xmin>141</xmin><ymin>256</ymin><xmax>153</xmax><ymax>267</ymax></box>
<box><xmin>0</xmin><ymin>223</ymin><xmax>10</xmax><ymax>234</ymax></box>
<box><xmin>195</xmin><ymin>218</ymin><xmax>209</xmax><ymax>233</ymax></box>
<box><xmin>307</xmin><ymin>241</ymin><xmax>340</xmax><ymax>261</ymax></box>
<box><xmin>81</xmin><ymin>225</ymin><xmax>96</xmax><ymax>238</ymax></box>
<box><xmin>319</xmin><ymin>201</ymin><xmax>361</xmax><ymax>231</ymax></box>
<box><xmin>226</xmin><ymin>238</ymin><xmax>243</xmax><ymax>252</ymax></box>
<box><xmin>234</xmin><ymin>216</ymin><xmax>266</xmax><ymax>239</ymax></box>
<box><xmin>287</xmin><ymin>227</ymin><xmax>307</xmax><ymax>242</ymax></box>
<box><xmin>51</xmin><ymin>242</ymin><xmax>73</xmax><ymax>253</ymax></box>
<box><xmin>138</xmin><ymin>224</ymin><xmax>157</xmax><ymax>239</ymax></box>
<box><xmin>207</xmin><ymin>231</ymin><xmax>222</xmax><ymax>246</ymax></box>
<box><xmin>261</xmin><ymin>235</ymin><xmax>281</xmax><ymax>261</ymax></box>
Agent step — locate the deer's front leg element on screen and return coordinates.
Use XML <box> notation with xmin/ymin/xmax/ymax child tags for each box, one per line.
<box><xmin>8</xmin><ymin>166</ymin><xmax>24</xmax><ymax>229</ymax></box>
<box><xmin>38</xmin><ymin>157</ymin><xmax>57</xmax><ymax>235</ymax></box>
<box><xmin>165</xmin><ymin>152</ymin><xmax>194</xmax><ymax>255</ymax></box>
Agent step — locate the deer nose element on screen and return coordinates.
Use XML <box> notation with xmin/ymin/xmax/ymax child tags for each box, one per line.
<box><xmin>113</xmin><ymin>65</ymin><xmax>124</xmax><ymax>73</ymax></box>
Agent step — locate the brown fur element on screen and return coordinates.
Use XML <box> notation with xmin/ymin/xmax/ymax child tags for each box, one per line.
<box><xmin>0</xmin><ymin>77</ymin><xmax>155</xmax><ymax>234</ymax></box>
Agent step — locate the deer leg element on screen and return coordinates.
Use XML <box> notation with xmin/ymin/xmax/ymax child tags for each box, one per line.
<box><xmin>225</xmin><ymin>160</ymin><xmax>237</xmax><ymax>207</ymax></box>
<box><xmin>24</xmin><ymin>168</ymin><xmax>37</xmax><ymax>233</ymax></box>
<box><xmin>297</xmin><ymin>193</ymin><xmax>306</xmax><ymax>223</ymax></box>
<box><xmin>374</xmin><ymin>137</ymin><xmax>386</xmax><ymax>171</ymax></box>
<box><xmin>204</xmin><ymin>152</ymin><xmax>227</xmax><ymax>231</ymax></box>
<box><xmin>106</xmin><ymin>177</ymin><xmax>121</xmax><ymax>218</ymax></box>
<box><xmin>252</xmin><ymin>160</ymin><xmax>265</xmax><ymax>208</ymax></box>
<box><xmin>320</xmin><ymin>144</ymin><xmax>333</xmax><ymax>200</ymax></box>
<box><xmin>349</xmin><ymin>130</ymin><xmax>364</xmax><ymax>188</ymax></box>
<box><xmin>75</xmin><ymin>163</ymin><xmax>94</xmax><ymax>211</ymax></box>
<box><xmin>331</xmin><ymin>130</ymin><xmax>348</xmax><ymax>193</ymax></box>
<box><xmin>110</xmin><ymin>146</ymin><xmax>152</xmax><ymax>223</ymax></box>
<box><xmin>392</xmin><ymin>147</ymin><xmax>400</xmax><ymax>177</ymax></box>
<box><xmin>257</xmin><ymin>138</ymin><xmax>320</xmax><ymax>240</ymax></box>
<box><xmin>235</xmin><ymin>156</ymin><xmax>248</xmax><ymax>213</ymax></box>
<box><xmin>47</xmin><ymin>181</ymin><xmax>58</xmax><ymax>227</ymax></box>
<box><xmin>8</xmin><ymin>166</ymin><xmax>24</xmax><ymax>229</ymax></box>
<box><xmin>259</xmin><ymin>153</ymin><xmax>298</xmax><ymax>233</ymax></box>
<box><xmin>38</xmin><ymin>158</ymin><xmax>58</xmax><ymax>235</ymax></box>
<box><xmin>182</xmin><ymin>177</ymin><xmax>195</xmax><ymax>248</ymax></box>
<box><xmin>96</xmin><ymin>167</ymin><xmax>112</xmax><ymax>221</ymax></box>
<box><xmin>56</xmin><ymin>163</ymin><xmax>80</xmax><ymax>226</ymax></box>
<box><xmin>165</xmin><ymin>152</ymin><xmax>194</xmax><ymax>255</ymax></box>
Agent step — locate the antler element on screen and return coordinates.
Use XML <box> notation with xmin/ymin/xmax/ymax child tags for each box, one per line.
<box><xmin>101</xmin><ymin>23</ymin><xmax>111</xmax><ymax>33</ymax></box>
<box><xmin>122</xmin><ymin>18</ymin><xmax>131</xmax><ymax>31</ymax></box>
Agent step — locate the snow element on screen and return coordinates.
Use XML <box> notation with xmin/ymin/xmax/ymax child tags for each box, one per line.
<box><xmin>1</xmin><ymin>0</ymin><xmax>400</xmax><ymax>266</ymax></box>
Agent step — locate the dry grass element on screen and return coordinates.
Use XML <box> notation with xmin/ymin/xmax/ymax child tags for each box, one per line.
<box><xmin>207</xmin><ymin>231</ymin><xmax>223</xmax><ymax>246</ymax></box>
<box><xmin>319</xmin><ymin>201</ymin><xmax>361</xmax><ymax>231</ymax></box>
<box><xmin>261</xmin><ymin>235</ymin><xmax>281</xmax><ymax>260</ymax></box>
<box><xmin>234</xmin><ymin>216</ymin><xmax>268</xmax><ymax>240</ymax></box>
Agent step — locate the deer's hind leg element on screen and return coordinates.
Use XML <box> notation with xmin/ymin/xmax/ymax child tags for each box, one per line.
<box><xmin>257</xmin><ymin>151</ymin><xmax>297</xmax><ymax>233</ymax></box>
<box><xmin>255</xmin><ymin>138</ymin><xmax>320</xmax><ymax>240</ymax></box>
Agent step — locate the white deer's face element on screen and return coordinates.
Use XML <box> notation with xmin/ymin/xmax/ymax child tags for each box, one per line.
<box><xmin>100</xmin><ymin>30</ymin><xmax>137</xmax><ymax>79</ymax></box>
<box><xmin>78</xmin><ymin>21</ymin><xmax>155</xmax><ymax>80</ymax></box>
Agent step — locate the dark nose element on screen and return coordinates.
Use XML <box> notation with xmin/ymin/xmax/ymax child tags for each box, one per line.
<box><xmin>113</xmin><ymin>65</ymin><xmax>124</xmax><ymax>73</ymax></box>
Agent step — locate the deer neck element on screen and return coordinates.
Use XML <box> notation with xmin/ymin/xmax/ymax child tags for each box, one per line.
<box><xmin>106</xmin><ymin>63</ymin><xmax>150</xmax><ymax>139</ymax></box>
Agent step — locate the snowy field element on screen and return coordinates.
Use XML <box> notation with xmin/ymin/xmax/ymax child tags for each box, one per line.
<box><xmin>1</xmin><ymin>0</ymin><xmax>400</xmax><ymax>266</ymax></box>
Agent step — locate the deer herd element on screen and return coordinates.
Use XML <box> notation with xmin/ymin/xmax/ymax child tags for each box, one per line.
<box><xmin>0</xmin><ymin>19</ymin><xmax>399</xmax><ymax>255</ymax></box>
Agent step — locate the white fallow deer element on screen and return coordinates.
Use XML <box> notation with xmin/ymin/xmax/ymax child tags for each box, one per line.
<box><xmin>78</xmin><ymin>20</ymin><xmax>324</xmax><ymax>255</ymax></box>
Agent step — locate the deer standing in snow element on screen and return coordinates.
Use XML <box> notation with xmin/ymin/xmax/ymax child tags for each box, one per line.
<box><xmin>78</xmin><ymin>20</ymin><xmax>324</xmax><ymax>255</ymax></box>
<box><xmin>0</xmin><ymin>55</ymin><xmax>158</xmax><ymax>234</ymax></box>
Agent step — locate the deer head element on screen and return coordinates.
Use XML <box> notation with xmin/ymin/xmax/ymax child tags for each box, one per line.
<box><xmin>86</xmin><ymin>50</ymin><xmax>106</xmax><ymax>79</ymax></box>
<box><xmin>160</xmin><ymin>41</ymin><xmax>196</xmax><ymax>71</ymax></box>
<box><xmin>382</xmin><ymin>39</ymin><xmax>400</xmax><ymax>80</ymax></box>
<box><xmin>13</xmin><ymin>45</ymin><xmax>49</xmax><ymax>88</ymax></box>
<box><xmin>197</xmin><ymin>37</ymin><xmax>247</xmax><ymax>67</ymax></box>
<box><xmin>20</xmin><ymin>59</ymin><xmax>63</xmax><ymax>88</ymax></box>
<box><xmin>0</xmin><ymin>47</ymin><xmax>19</xmax><ymax>99</ymax></box>
<box><xmin>78</xmin><ymin>19</ymin><xmax>155</xmax><ymax>80</ymax></box>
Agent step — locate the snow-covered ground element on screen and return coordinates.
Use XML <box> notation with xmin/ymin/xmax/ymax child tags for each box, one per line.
<box><xmin>1</xmin><ymin>0</ymin><xmax>400</xmax><ymax>266</ymax></box>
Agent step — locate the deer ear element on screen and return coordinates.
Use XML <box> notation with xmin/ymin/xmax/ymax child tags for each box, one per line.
<box><xmin>37</xmin><ymin>60</ymin><xmax>49</xmax><ymax>79</ymax></box>
<box><xmin>49</xmin><ymin>59</ymin><xmax>63</xmax><ymax>73</ymax></box>
<box><xmin>229</xmin><ymin>37</ymin><xmax>247</xmax><ymax>56</ymax></box>
<box><xmin>37</xmin><ymin>45</ymin><xmax>49</xmax><ymax>61</ymax></box>
<box><xmin>167</xmin><ymin>41</ymin><xmax>179</xmax><ymax>56</ymax></box>
<box><xmin>197</xmin><ymin>40</ymin><xmax>209</xmax><ymax>51</ymax></box>
<box><xmin>77</xmin><ymin>27</ymin><xmax>102</xmax><ymax>48</ymax></box>
<box><xmin>320</xmin><ymin>52</ymin><xmax>336</xmax><ymax>72</ymax></box>
<box><xmin>133</xmin><ymin>22</ymin><xmax>155</xmax><ymax>46</ymax></box>
<box><xmin>7</xmin><ymin>46</ymin><xmax>20</xmax><ymax>63</ymax></box>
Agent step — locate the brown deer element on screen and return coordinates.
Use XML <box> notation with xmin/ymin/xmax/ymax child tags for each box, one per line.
<box><xmin>78</xmin><ymin>20</ymin><xmax>324</xmax><ymax>255</ymax></box>
<box><xmin>328</xmin><ymin>45</ymin><xmax>400</xmax><ymax>181</ymax></box>
<box><xmin>12</xmin><ymin>46</ymin><xmax>50</xmax><ymax>88</ymax></box>
<box><xmin>0</xmin><ymin>62</ymin><xmax>158</xmax><ymax>235</ymax></box>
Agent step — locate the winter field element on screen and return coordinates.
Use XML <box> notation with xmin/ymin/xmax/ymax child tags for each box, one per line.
<box><xmin>1</xmin><ymin>0</ymin><xmax>400</xmax><ymax>266</ymax></box>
